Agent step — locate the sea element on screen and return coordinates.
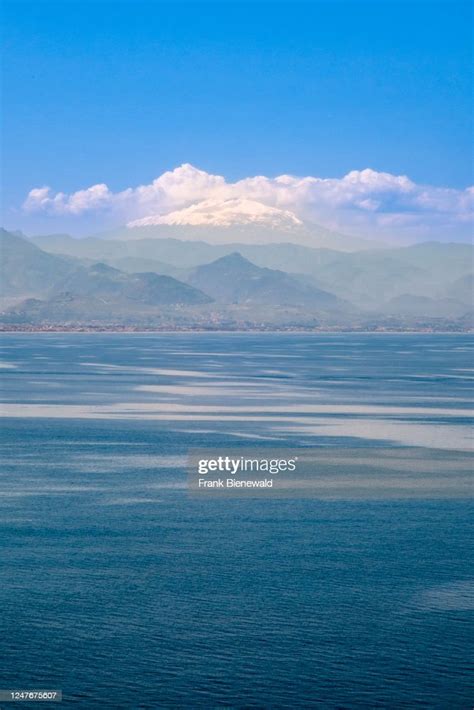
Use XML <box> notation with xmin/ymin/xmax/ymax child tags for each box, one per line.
<box><xmin>0</xmin><ymin>333</ymin><xmax>473</xmax><ymax>708</ymax></box>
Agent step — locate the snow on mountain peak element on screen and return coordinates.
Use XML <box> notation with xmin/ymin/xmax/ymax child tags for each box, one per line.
<box><xmin>127</xmin><ymin>198</ymin><xmax>303</xmax><ymax>229</ymax></box>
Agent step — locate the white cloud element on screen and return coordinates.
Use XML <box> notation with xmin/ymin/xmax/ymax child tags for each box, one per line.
<box><xmin>22</xmin><ymin>163</ymin><xmax>474</xmax><ymax>242</ymax></box>
<box><xmin>23</xmin><ymin>183</ymin><xmax>112</xmax><ymax>215</ymax></box>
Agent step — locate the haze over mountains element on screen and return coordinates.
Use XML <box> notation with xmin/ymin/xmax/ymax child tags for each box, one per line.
<box><xmin>187</xmin><ymin>252</ymin><xmax>347</xmax><ymax>310</ymax></box>
<box><xmin>1</xmin><ymin>204</ymin><xmax>472</xmax><ymax>331</ymax></box>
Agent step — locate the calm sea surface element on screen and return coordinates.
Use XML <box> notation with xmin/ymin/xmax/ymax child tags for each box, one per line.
<box><xmin>0</xmin><ymin>333</ymin><xmax>473</xmax><ymax>708</ymax></box>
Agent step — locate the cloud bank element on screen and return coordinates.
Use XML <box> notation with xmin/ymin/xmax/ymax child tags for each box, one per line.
<box><xmin>22</xmin><ymin>164</ymin><xmax>473</xmax><ymax>243</ymax></box>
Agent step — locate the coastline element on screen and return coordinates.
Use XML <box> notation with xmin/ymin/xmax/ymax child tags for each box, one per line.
<box><xmin>1</xmin><ymin>326</ymin><xmax>472</xmax><ymax>334</ymax></box>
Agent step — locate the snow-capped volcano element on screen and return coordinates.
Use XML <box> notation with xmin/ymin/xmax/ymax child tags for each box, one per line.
<box><xmin>127</xmin><ymin>198</ymin><xmax>303</xmax><ymax>229</ymax></box>
<box><xmin>117</xmin><ymin>196</ymin><xmax>373</xmax><ymax>249</ymax></box>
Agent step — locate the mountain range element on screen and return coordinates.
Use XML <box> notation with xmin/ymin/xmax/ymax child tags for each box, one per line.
<box><xmin>1</xmin><ymin>220</ymin><xmax>472</xmax><ymax>330</ymax></box>
<box><xmin>187</xmin><ymin>252</ymin><xmax>347</xmax><ymax>310</ymax></box>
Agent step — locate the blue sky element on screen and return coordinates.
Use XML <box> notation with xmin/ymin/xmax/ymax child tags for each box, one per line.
<box><xmin>2</xmin><ymin>0</ymin><xmax>473</xmax><ymax>240</ymax></box>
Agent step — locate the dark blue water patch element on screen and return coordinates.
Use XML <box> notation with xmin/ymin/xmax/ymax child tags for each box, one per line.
<box><xmin>0</xmin><ymin>333</ymin><xmax>473</xmax><ymax>708</ymax></box>
<box><xmin>1</xmin><ymin>488</ymin><xmax>473</xmax><ymax>708</ymax></box>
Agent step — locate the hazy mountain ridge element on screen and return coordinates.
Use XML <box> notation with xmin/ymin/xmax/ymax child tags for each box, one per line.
<box><xmin>0</xmin><ymin>228</ymin><xmax>79</xmax><ymax>298</ymax></box>
<box><xmin>444</xmin><ymin>274</ymin><xmax>473</xmax><ymax>304</ymax></box>
<box><xmin>187</xmin><ymin>252</ymin><xmax>348</xmax><ymax>310</ymax></box>
<box><xmin>30</xmin><ymin>231</ymin><xmax>473</xmax><ymax>308</ymax></box>
<box><xmin>0</xmin><ymin>230</ymin><xmax>212</xmax><ymax>324</ymax></box>
<box><xmin>49</xmin><ymin>262</ymin><xmax>210</xmax><ymax>305</ymax></box>
<box><xmin>1</xmin><ymin>228</ymin><xmax>472</xmax><ymax>329</ymax></box>
<box><xmin>94</xmin><ymin>223</ymin><xmax>376</xmax><ymax>252</ymax></box>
